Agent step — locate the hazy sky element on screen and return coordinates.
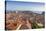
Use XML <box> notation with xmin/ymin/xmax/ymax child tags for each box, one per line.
<box><xmin>6</xmin><ymin>1</ymin><xmax>45</xmax><ymax>14</ymax></box>
<box><xmin>6</xmin><ymin>1</ymin><xmax>44</xmax><ymax>10</ymax></box>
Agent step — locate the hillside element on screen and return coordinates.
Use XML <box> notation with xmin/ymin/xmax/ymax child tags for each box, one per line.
<box><xmin>6</xmin><ymin>11</ymin><xmax>45</xmax><ymax>30</ymax></box>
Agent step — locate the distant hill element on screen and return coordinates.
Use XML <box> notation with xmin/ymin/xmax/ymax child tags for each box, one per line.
<box><xmin>6</xmin><ymin>10</ymin><xmax>44</xmax><ymax>15</ymax></box>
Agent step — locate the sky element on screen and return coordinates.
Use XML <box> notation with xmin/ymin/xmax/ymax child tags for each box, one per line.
<box><xmin>6</xmin><ymin>1</ymin><xmax>45</xmax><ymax>14</ymax></box>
